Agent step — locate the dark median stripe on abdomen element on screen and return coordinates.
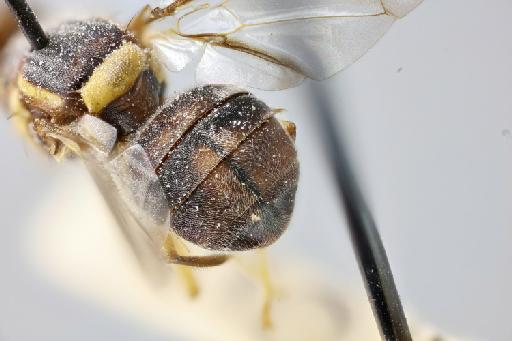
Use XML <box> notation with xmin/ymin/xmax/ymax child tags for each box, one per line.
<box><xmin>156</xmin><ymin>93</ymin><xmax>274</xmax><ymax>210</ymax></box>
<box><xmin>136</xmin><ymin>85</ymin><xmax>247</xmax><ymax>169</ymax></box>
<box><xmin>170</xmin><ymin>118</ymin><xmax>299</xmax><ymax>251</ymax></box>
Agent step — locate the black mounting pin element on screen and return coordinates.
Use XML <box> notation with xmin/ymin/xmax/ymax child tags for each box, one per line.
<box><xmin>311</xmin><ymin>83</ymin><xmax>412</xmax><ymax>341</ymax></box>
<box><xmin>4</xmin><ymin>0</ymin><xmax>48</xmax><ymax>50</ymax></box>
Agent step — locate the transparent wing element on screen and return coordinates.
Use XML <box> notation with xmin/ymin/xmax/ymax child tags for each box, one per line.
<box><xmin>84</xmin><ymin>152</ymin><xmax>169</xmax><ymax>281</ymax></box>
<box><xmin>67</xmin><ymin>115</ymin><xmax>170</xmax><ymax>281</ymax></box>
<box><xmin>70</xmin><ymin>114</ymin><xmax>228</xmax><ymax>270</ymax></box>
<box><xmin>142</xmin><ymin>0</ymin><xmax>423</xmax><ymax>90</ymax></box>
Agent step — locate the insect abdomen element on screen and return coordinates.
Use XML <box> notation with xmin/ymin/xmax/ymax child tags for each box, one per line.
<box><xmin>136</xmin><ymin>85</ymin><xmax>299</xmax><ymax>251</ymax></box>
<box><xmin>172</xmin><ymin>117</ymin><xmax>298</xmax><ymax>250</ymax></box>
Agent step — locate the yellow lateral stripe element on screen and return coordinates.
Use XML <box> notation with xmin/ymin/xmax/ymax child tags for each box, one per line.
<box><xmin>17</xmin><ymin>75</ymin><xmax>64</xmax><ymax>110</ymax></box>
<box><xmin>80</xmin><ymin>42</ymin><xmax>146</xmax><ymax>114</ymax></box>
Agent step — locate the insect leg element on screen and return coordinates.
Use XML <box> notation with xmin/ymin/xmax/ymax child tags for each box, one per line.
<box><xmin>234</xmin><ymin>250</ymin><xmax>275</xmax><ymax>329</ymax></box>
<box><xmin>258</xmin><ymin>250</ymin><xmax>274</xmax><ymax>330</ymax></box>
<box><xmin>163</xmin><ymin>233</ymin><xmax>199</xmax><ymax>297</ymax></box>
<box><xmin>163</xmin><ymin>233</ymin><xmax>229</xmax><ymax>267</ymax></box>
<box><xmin>162</xmin><ymin>233</ymin><xmax>230</xmax><ymax>297</ymax></box>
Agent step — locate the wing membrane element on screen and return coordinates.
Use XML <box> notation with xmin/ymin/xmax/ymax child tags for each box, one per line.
<box><xmin>144</xmin><ymin>0</ymin><xmax>423</xmax><ymax>90</ymax></box>
<box><xmin>196</xmin><ymin>45</ymin><xmax>304</xmax><ymax>90</ymax></box>
<box><xmin>71</xmin><ymin>115</ymin><xmax>228</xmax><ymax>271</ymax></box>
<box><xmin>61</xmin><ymin>114</ymin><xmax>169</xmax><ymax>280</ymax></box>
<box><xmin>84</xmin><ymin>153</ymin><xmax>168</xmax><ymax>282</ymax></box>
<box><xmin>223</xmin><ymin>0</ymin><xmax>384</xmax><ymax>23</ymax></box>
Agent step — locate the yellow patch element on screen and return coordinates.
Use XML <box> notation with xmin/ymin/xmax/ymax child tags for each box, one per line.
<box><xmin>17</xmin><ymin>75</ymin><xmax>64</xmax><ymax>111</ymax></box>
<box><xmin>80</xmin><ymin>42</ymin><xmax>146</xmax><ymax>114</ymax></box>
<box><xmin>251</xmin><ymin>213</ymin><xmax>261</xmax><ymax>223</ymax></box>
<box><xmin>149</xmin><ymin>51</ymin><xmax>166</xmax><ymax>83</ymax></box>
<box><xmin>279</xmin><ymin>120</ymin><xmax>296</xmax><ymax>141</ymax></box>
<box><xmin>9</xmin><ymin>87</ymin><xmax>32</xmax><ymax>139</ymax></box>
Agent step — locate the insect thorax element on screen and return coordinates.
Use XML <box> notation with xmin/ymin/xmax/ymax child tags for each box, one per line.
<box><xmin>12</xmin><ymin>18</ymin><xmax>162</xmax><ymax>157</ymax></box>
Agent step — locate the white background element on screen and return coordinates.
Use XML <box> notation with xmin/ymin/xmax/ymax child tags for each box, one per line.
<box><xmin>0</xmin><ymin>1</ymin><xmax>511</xmax><ymax>340</ymax></box>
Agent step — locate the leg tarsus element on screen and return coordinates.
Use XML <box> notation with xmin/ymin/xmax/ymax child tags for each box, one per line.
<box><xmin>258</xmin><ymin>250</ymin><xmax>274</xmax><ymax>330</ymax></box>
<box><xmin>234</xmin><ymin>250</ymin><xmax>276</xmax><ymax>329</ymax></box>
<box><xmin>176</xmin><ymin>265</ymin><xmax>199</xmax><ymax>298</ymax></box>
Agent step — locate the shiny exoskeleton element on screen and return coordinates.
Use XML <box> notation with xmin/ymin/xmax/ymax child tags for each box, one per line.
<box><xmin>12</xmin><ymin>19</ymin><xmax>299</xmax><ymax>251</ymax></box>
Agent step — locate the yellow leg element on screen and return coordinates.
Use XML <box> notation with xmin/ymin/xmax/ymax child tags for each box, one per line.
<box><xmin>234</xmin><ymin>250</ymin><xmax>276</xmax><ymax>329</ymax></box>
<box><xmin>258</xmin><ymin>250</ymin><xmax>274</xmax><ymax>330</ymax></box>
<box><xmin>162</xmin><ymin>233</ymin><xmax>230</xmax><ymax>297</ymax></box>
<box><xmin>163</xmin><ymin>233</ymin><xmax>199</xmax><ymax>298</ymax></box>
<box><xmin>177</xmin><ymin>264</ymin><xmax>200</xmax><ymax>298</ymax></box>
<box><xmin>162</xmin><ymin>234</ymin><xmax>229</xmax><ymax>267</ymax></box>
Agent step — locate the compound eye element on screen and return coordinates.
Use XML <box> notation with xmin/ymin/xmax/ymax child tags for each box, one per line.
<box><xmin>80</xmin><ymin>42</ymin><xmax>146</xmax><ymax>114</ymax></box>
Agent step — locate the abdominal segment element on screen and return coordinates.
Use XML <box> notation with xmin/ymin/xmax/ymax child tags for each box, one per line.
<box><xmin>171</xmin><ymin>118</ymin><xmax>299</xmax><ymax>251</ymax></box>
<box><xmin>136</xmin><ymin>85</ymin><xmax>299</xmax><ymax>251</ymax></box>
